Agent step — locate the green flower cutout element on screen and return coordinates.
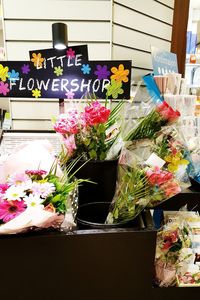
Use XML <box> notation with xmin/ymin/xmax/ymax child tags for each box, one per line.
<box><xmin>105</xmin><ymin>79</ymin><xmax>124</xmax><ymax>99</ymax></box>
<box><xmin>54</xmin><ymin>66</ymin><xmax>63</xmax><ymax>77</ymax></box>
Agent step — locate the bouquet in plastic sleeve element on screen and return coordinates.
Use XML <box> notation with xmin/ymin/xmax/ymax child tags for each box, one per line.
<box><xmin>106</xmin><ymin>97</ymin><xmax>181</xmax><ymax>159</ymax></box>
<box><xmin>0</xmin><ymin>140</ymin><xmax>86</xmax><ymax>234</ymax></box>
<box><xmin>148</xmin><ymin>126</ymin><xmax>191</xmax><ymax>206</ymax></box>
<box><xmin>155</xmin><ymin>221</ymin><xmax>193</xmax><ymax>287</ymax></box>
<box><xmin>124</xmin><ymin>100</ymin><xmax>180</xmax><ymax>141</ymax></box>
<box><xmin>53</xmin><ymin>99</ymin><xmax>124</xmax><ymax>163</ymax></box>
<box><xmin>105</xmin><ymin>134</ymin><xmax>185</xmax><ymax>224</ymax></box>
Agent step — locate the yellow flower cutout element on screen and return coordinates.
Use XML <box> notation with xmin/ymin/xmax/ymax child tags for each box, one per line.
<box><xmin>111</xmin><ymin>64</ymin><xmax>129</xmax><ymax>83</ymax></box>
<box><xmin>164</xmin><ymin>152</ymin><xmax>189</xmax><ymax>173</ymax></box>
<box><xmin>32</xmin><ymin>88</ymin><xmax>41</xmax><ymax>99</ymax></box>
<box><xmin>31</xmin><ymin>53</ymin><xmax>44</xmax><ymax>68</ymax></box>
<box><xmin>0</xmin><ymin>64</ymin><xmax>9</xmax><ymax>82</ymax></box>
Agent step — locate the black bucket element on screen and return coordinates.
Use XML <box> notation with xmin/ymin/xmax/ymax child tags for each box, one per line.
<box><xmin>70</xmin><ymin>159</ymin><xmax>118</xmax><ymax>206</ymax></box>
<box><xmin>76</xmin><ymin>202</ymin><xmax>142</xmax><ymax>230</ymax></box>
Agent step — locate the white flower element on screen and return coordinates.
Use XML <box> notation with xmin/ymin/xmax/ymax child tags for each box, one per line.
<box><xmin>24</xmin><ymin>194</ymin><xmax>44</xmax><ymax>209</ymax></box>
<box><xmin>4</xmin><ymin>185</ymin><xmax>26</xmax><ymax>200</ymax></box>
<box><xmin>31</xmin><ymin>182</ymin><xmax>55</xmax><ymax>198</ymax></box>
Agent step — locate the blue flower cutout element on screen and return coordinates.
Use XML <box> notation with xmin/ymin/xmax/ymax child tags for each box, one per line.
<box><xmin>81</xmin><ymin>64</ymin><xmax>91</xmax><ymax>75</ymax></box>
<box><xmin>8</xmin><ymin>69</ymin><xmax>19</xmax><ymax>82</ymax></box>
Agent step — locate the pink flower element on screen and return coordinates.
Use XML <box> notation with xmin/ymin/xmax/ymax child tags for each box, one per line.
<box><xmin>146</xmin><ymin>167</ymin><xmax>173</xmax><ymax>186</ymax></box>
<box><xmin>0</xmin><ymin>200</ymin><xmax>26</xmax><ymax>223</ymax></box>
<box><xmin>84</xmin><ymin>101</ymin><xmax>110</xmax><ymax>125</ymax></box>
<box><xmin>66</xmin><ymin>48</ymin><xmax>75</xmax><ymax>58</ymax></box>
<box><xmin>8</xmin><ymin>172</ymin><xmax>30</xmax><ymax>186</ymax></box>
<box><xmin>0</xmin><ymin>184</ymin><xmax>10</xmax><ymax>195</ymax></box>
<box><xmin>0</xmin><ymin>81</ymin><xmax>10</xmax><ymax>96</ymax></box>
<box><xmin>25</xmin><ymin>170</ymin><xmax>47</xmax><ymax>176</ymax></box>
<box><xmin>54</xmin><ymin>110</ymin><xmax>80</xmax><ymax>134</ymax></box>
<box><xmin>64</xmin><ymin>134</ymin><xmax>76</xmax><ymax>156</ymax></box>
<box><xmin>161</xmin><ymin>180</ymin><xmax>181</xmax><ymax>197</ymax></box>
<box><xmin>156</xmin><ymin>101</ymin><xmax>180</xmax><ymax>122</ymax></box>
<box><xmin>31</xmin><ymin>182</ymin><xmax>55</xmax><ymax>198</ymax></box>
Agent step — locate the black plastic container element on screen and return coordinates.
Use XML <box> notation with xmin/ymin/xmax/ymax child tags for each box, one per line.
<box><xmin>190</xmin><ymin>177</ymin><xmax>200</xmax><ymax>192</ymax></box>
<box><xmin>70</xmin><ymin>159</ymin><xmax>118</xmax><ymax>206</ymax></box>
<box><xmin>76</xmin><ymin>202</ymin><xmax>143</xmax><ymax>229</ymax></box>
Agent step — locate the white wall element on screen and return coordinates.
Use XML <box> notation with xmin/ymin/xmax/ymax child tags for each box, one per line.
<box><xmin>2</xmin><ymin>0</ymin><xmax>112</xmax><ymax>129</ymax></box>
<box><xmin>112</xmin><ymin>0</ymin><xmax>174</xmax><ymax>83</ymax></box>
<box><xmin>1</xmin><ymin>0</ymin><xmax>175</xmax><ymax>130</ymax></box>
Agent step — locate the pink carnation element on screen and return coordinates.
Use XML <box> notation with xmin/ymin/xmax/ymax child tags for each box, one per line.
<box><xmin>54</xmin><ymin>110</ymin><xmax>80</xmax><ymax>134</ymax></box>
<box><xmin>84</xmin><ymin>101</ymin><xmax>110</xmax><ymax>126</ymax></box>
<box><xmin>161</xmin><ymin>181</ymin><xmax>181</xmax><ymax>197</ymax></box>
<box><xmin>146</xmin><ymin>167</ymin><xmax>173</xmax><ymax>186</ymax></box>
<box><xmin>0</xmin><ymin>200</ymin><xmax>26</xmax><ymax>223</ymax></box>
<box><xmin>25</xmin><ymin>170</ymin><xmax>47</xmax><ymax>176</ymax></box>
<box><xmin>156</xmin><ymin>101</ymin><xmax>180</xmax><ymax>122</ymax></box>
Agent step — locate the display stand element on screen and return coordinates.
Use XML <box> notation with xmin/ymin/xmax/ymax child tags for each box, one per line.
<box><xmin>0</xmin><ymin>190</ymin><xmax>199</xmax><ymax>299</ymax></box>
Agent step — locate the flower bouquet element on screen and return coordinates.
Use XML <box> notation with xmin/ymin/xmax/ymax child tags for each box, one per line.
<box><xmin>155</xmin><ymin>221</ymin><xmax>193</xmax><ymax>287</ymax></box>
<box><xmin>53</xmin><ymin>99</ymin><xmax>124</xmax><ymax>162</ymax></box>
<box><xmin>106</xmin><ymin>125</ymin><xmax>191</xmax><ymax>224</ymax></box>
<box><xmin>0</xmin><ymin>158</ymin><xmax>85</xmax><ymax>235</ymax></box>
<box><xmin>53</xmin><ymin>99</ymin><xmax>125</xmax><ymax>205</ymax></box>
<box><xmin>107</xmin><ymin>100</ymin><xmax>181</xmax><ymax>160</ymax></box>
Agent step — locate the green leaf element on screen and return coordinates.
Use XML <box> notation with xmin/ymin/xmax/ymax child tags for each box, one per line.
<box><xmin>89</xmin><ymin>149</ymin><xmax>97</xmax><ymax>159</ymax></box>
<box><xmin>51</xmin><ymin>194</ymin><xmax>61</xmax><ymax>203</ymax></box>
<box><xmin>100</xmin><ymin>152</ymin><xmax>106</xmax><ymax>160</ymax></box>
<box><xmin>98</xmin><ymin>123</ymin><xmax>106</xmax><ymax>134</ymax></box>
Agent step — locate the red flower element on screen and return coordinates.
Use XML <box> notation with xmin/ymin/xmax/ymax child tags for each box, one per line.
<box><xmin>162</xmin><ymin>230</ymin><xmax>178</xmax><ymax>250</ymax></box>
<box><xmin>25</xmin><ymin>170</ymin><xmax>47</xmax><ymax>176</ymax></box>
<box><xmin>156</xmin><ymin>101</ymin><xmax>180</xmax><ymax>122</ymax></box>
<box><xmin>85</xmin><ymin>101</ymin><xmax>110</xmax><ymax>126</ymax></box>
<box><xmin>146</xmin><ymin>167</ymin><xmax>173</xmax><ymax>186</ymax></box>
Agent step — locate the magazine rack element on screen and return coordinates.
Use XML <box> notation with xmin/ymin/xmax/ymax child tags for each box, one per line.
<box><xmin>0</xmin><ymin>190</ymin><xmax>199</xmax><ymax>300</ymax></box>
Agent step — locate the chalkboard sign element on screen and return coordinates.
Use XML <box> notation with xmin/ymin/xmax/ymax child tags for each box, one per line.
<box><xmin>0</xmin><ymin>45</ymin><xmax>131</xmax><ymax>99</ymax></box>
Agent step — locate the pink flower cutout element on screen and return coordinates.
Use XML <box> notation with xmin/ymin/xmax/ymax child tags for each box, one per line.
<box><xmin>66</xmin><ymin>48</ymin><xmax>75</xmax><ymax>58</ymax></box>
<box><xmin>65</xmin><ymin>90</ymin><xmax>75</xmax><ymax>99</ymax></box>
<box><xmin>0</xmin><ymin>81</ymin><xmax>10</xmax><ymax>96</ymax></box>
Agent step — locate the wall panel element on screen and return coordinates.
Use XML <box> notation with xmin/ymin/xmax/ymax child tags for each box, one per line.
<box><xmin>112</xmin><ymin>0</ymin><xmax>174</xmax><ymax>82</ymax></box>
<box><xmin>1</xmin><ymin>0</ymin><xmax>175</xmax><ymax>130</ymax></box>
<box><xmin>2</xmin><ymin>0</ymin><xmax>112</xmax><ymax>130</ymax></box>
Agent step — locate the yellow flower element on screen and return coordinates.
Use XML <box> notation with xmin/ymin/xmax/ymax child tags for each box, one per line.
<box><xmin>31</xmin><ymin>53</ymin><xmax>44</xmax><ymax>68</ymax></box>
<box><xmin>0</xmin><ymin>64</ymin><xmax>9</xmax><ymax>82</ymax></box>
<box><xmin>32</xmin><ymin>88</ymin><xmax>41</xmax><ymax>98</ymax></box>
<box><xmin>164</xmin><ymin>151</ymin><xmax>189</xmax><ymax>173</ymax></box>
<box><xmin>111</xmin><ymin>64</ymin><xmax>129</xmax><ymax>83</ymax></box>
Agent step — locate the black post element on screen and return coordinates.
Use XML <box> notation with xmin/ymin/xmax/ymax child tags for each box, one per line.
<box><xmin>52</xmin><ymin>23</ymin><xmax>68</xmax><ymax>114</ymax></box>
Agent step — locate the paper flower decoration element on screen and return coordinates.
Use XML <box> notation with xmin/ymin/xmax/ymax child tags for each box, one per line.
<box><xmin>111</xmin><ymin>64</ymin><xmax>129</xmax><ymax>83</ymax></box>
<box><xmin>31</xmin><ymin>53</ymin><xmax>44</xmax><ymax>68</ymax></box>
<box><xmin>54</xmin><ymin>66</ymin><xmax>63</xmax><ymax>77</ymax></box>
<box><xmin>105</xmin><ymin>79</ymin><xmax>124</xmax><ymax>99</ymax></box>
<box><xmin>94</xmin><ymin>65</ymin><xmax>110</xmax><ymax>80</ymax></box>
<box><xmin>0</xmin><ymin>64</ymin><xmax>9</xmax><ymax>82</ymax></box>
<box><xmin>32</xmin><ymin>88</ymin><xmax>41</xmax><ymax>98</ymax></box>
<box><xmin>0</xmin><ymin>81</ymin><xmax>10</xmax><ymax>96</ymax></box>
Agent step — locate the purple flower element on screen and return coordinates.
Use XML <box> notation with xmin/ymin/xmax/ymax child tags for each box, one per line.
<box><xmin>21</xmin><ymin>64</ymin><xmax>30</xmax><ymax>74</ymax></box>
<box><xmin>94</xmin><ymin>65</ymin><xmax>110</xmax><ymax>80</ymax></box>
<box><xmin>0</xmin><ymin>81</ymin><xmax>9</xmax><ymax>96</ymax></box>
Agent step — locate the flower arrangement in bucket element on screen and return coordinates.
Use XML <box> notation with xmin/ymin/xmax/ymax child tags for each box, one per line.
<box><xmin>53</xmin><ymin>99</ymin><xmax>123</xmax><ymax>162</ymax></box>
<box><xmin>0</xmin><ymin>160</ymin><xmax>85</xmax><ymax>234</ymax></box>
<box><xmin>53</xmin><ymin>98</ymin><xmax>125</xmax><ymax>204</ymax></box>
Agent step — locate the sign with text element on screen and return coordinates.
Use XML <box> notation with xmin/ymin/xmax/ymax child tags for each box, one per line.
<box><xmin>151</xmin><ymin>46</ymin><xmax>178</xmax><ymax>75</ymax></box>
<box><xmin>0</xmin><ymin>45</ymin><xmax>131</xmax><ymax>99</ymax></box>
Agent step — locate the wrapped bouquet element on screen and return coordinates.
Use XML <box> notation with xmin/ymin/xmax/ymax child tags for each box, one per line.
<box><xmin>0</xmin><ymin>140</ymin><xmax>85</xmax><ymax>234</ymax></box>
<box><xmin>106</xmin><ymin>126</ymin><xmax>191</xmax><ymax>224</ymax></box>
<box><xmin>155</xmin><ymin>221</ymin><xmax>193</xmax><ymax>287</ymax></box>
<box><xmin>53</xmin><ymin>99</ymin><xmax>124</xmax><ymax>162</ymax></box>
